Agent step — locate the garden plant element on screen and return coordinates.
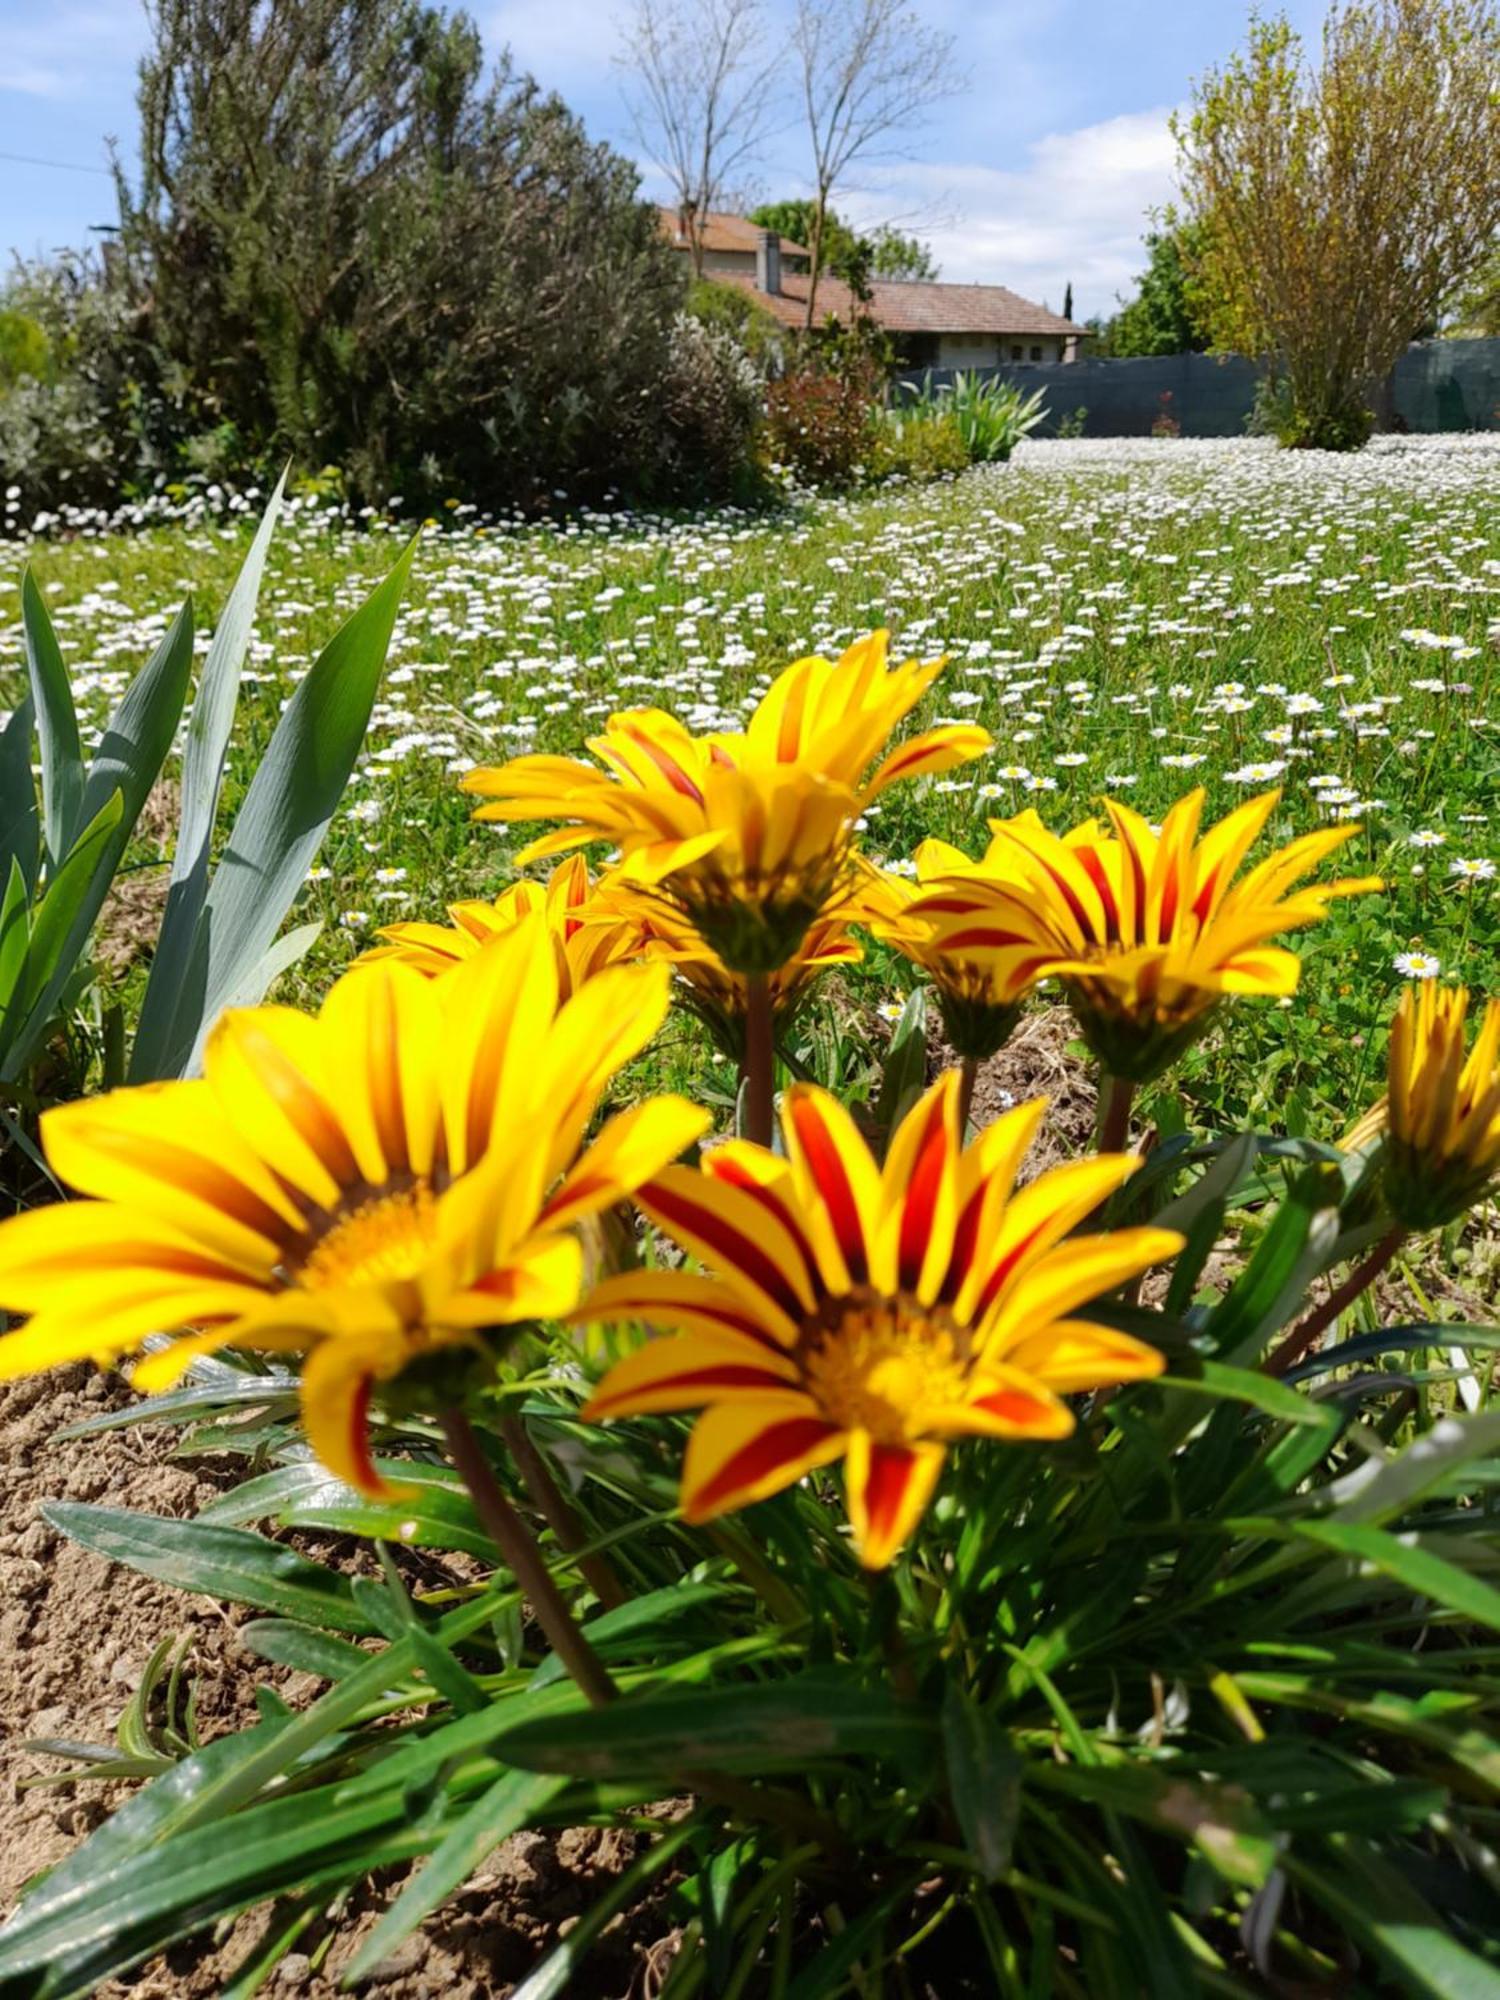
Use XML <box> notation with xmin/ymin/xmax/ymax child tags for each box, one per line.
<box><xmin>0</xmin><ymin>442</ymin><xmax>1496</xmax><ymax>2000</ymax></box>
<box><xmin>1</xmin><ymin>455</ymin><xmax>1500</xmax><ymax>1993</ymax></box>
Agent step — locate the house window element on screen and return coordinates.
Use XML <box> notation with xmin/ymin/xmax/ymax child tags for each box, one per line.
<box><xmin>1030</xmin><ymin>345</ymin><xmax>1042</xmax><ymax>362</ymax></box>
<box><xmin>1009</xmin><ymin>344</ymin><xmax>1022</xmax><ymax>361</ymax></box>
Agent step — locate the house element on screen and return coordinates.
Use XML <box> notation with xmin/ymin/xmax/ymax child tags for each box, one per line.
<box><xmin>660</xmin><ymin>208</ymin><xmax>1086</xmax><ymax>366</ymax></box>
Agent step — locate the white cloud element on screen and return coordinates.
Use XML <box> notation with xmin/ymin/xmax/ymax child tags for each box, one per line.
<box><xmin>840</xmin><ymin>107</ymin><xmax>1180</xmax><ymax>320</ymax></box>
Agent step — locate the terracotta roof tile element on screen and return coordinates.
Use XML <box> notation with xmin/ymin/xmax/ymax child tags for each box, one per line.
<box><xmin>657</xmin><ymin>206</ymin><xmax>810</xmax><ymax>258</ymax></box>
<box><xmin>708</xmin><ymin>267</ymin><xmax>1083</xmax><ymax>337</ymax></box>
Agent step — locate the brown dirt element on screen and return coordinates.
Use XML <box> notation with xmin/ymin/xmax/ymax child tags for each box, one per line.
<box><xmin>0</xmin><ymin>1370</ymin><xmax>679</xmax><ymax>1996</ymax></box>
<box><xmin>940</xmin><ymin>1005</ymin><xmax>1099</xmax><ymax>1171</ymax></box>
<box><xmin>95</xmin><ymin>780</ymin><xmax>178</xmax><ymax>978</ymax></box>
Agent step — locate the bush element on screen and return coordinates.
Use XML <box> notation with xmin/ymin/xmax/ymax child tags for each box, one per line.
<box><xmin>0</xmin><ymin>309</ymin><xmax>49</xmax><ymax>390</ymax></box>
<box><xmin>1249</xmin><ymin>374</ymin><xmax>1374</xmax><ymax>452</ymax></box>
<box><xmin>685</xmin><ymin>277</ymin><xmax>787</xmax><ymax>374</ymax></box>
<box><xmin>645</xmin><ymin>314</ymin><xmax>764</xmax><ymax>501</ymax></box>
<box><xmin>764</xmin><ymin>365</ymin><xmax>880</xmax><ymax>486</ymax></box>
<box><xmin>877</xmin><ymin>407</ymin><xmax>970</xmax><ymax>481</ymax></box>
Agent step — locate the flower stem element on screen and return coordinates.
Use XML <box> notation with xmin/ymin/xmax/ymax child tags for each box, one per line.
<box><xmin>1263</xmin><ymin>1226</ymin><xmax>1408</xmax><ymax>1379</ymax></box>
<box><xmin>1096</xmin><ymin>1071</ymin><xmax>1135</xmax><ymax>1156</ymax></box>
<box><xmin>742</xmin><ymin>973</ymin><xmax>776</xmax><ymax>1147</ymax></box>
<box><xmin>441</xmin><ymin>1408</ymin><xmax>618</xmax><ymax>1708</ymax></box>
<box><xmin>496</xmin><ymin>1410</ymin><xmax>628</xmax><ymax>1610</ymax></box>
<box><xmin>957</xmin><ymin>1055</ymin><xmax>979</xmax><ymax>1137</ymax></box>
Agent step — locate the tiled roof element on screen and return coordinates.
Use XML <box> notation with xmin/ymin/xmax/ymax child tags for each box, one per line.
<box><xmin>657</xmin><ymin>206</ymin><xmax>810</xmax><ymax>258</ymax></box>
<box><xmin>709</xmin><ymin>267</ymin><xmax>1083</xmax><ymax>337</ymax></box>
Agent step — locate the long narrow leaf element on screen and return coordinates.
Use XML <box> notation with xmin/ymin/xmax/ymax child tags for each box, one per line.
<box><xmin>0</xmin><ymin>694</ymin><xmax>39</xmax><ymax>892</ymax></box>
<box><xmin>181</xmin><ymin>537</ymin><xmax>415</xmax><ymax>1073</ymax></box>
<box><xmin>0</xmin><ymin>789</ymin><xmax>123</xmax><ymax>1078</ymax></box>
<box><xmin>20</xmin><ymin>569</ymin><xmax>83</xmax><ymax>867</ymax></box>
<box><xmin>131</xmin><ymin>476</ymin><xmax>285</xmax><ymax>1079</ymax></box>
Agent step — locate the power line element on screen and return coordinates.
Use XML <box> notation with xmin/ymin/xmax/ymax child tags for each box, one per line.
<box><xmin>0</xmin><ymin>149</ymin><xmax>113</xmax><ymax>178</ymax></box>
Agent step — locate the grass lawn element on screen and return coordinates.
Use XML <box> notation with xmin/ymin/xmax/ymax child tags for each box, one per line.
<box><xmin>3</xmin><ymin>434</ymin><xmax>1498</xmax><ymax>1140</ymax></box>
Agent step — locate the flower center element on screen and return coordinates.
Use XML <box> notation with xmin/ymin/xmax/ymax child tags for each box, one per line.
<box><xmin>297</xmin><ymin>1182</ymin><xmax>440</xmax><ymax>1291</ymax></box>
<box><xmin>798</xmin><ymin>1295</ymin><xmax>968</xmax><ymax>1444</ymax></box>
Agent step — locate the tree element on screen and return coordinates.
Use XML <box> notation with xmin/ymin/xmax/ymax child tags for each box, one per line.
<box><xmin>790</xmin><ymin>0</ymin><xmax>962</xmax><ymax>327</ymax></box>
<box><xmin>1097</xmin><ymin>226</ymin><xmax>1211</xmax><ymax>357</ymax></box>
<box><xmin>116</xmin><ymin>0</ymin><xmax>706</xmax><ymax>504</ymax></box>
<box><xmin>1174</xmin><ymin>0</ymin><xmax>1500</xmax><ymax>449</ymax></box>
<box><xmin>1062</xmin><ymin>280</ymin><xmax>1073</xmax><ymax>323</ymax></box>
<box><xmin>749</xmin><ymin>200</ymin><xmax>937</xmax><ymax>287</ymax></box>
<box><xmin>869</xmin><ymin>224</ymin><xmax>937</xmax><ymax>281</ymax></box>
<box><xmin>617</xmin><ymin>0</ymin><xmax>774</xmax><ymax>276</ymax></box>
<box><xmin>1446</xmin><ymin>246</ymin><xmax>1500</xmax><ymax>335</ymax></box>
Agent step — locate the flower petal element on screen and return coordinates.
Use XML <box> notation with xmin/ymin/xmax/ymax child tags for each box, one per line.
<box><xmin>680</xmin><ymin>1397</ymin><xmax>844</xmax><ymax>1522</ymax></box>
<box><xmin>844</xmin><ymin>1432</ymin><xmax>946</xmax><ymax>1568</ymax></box>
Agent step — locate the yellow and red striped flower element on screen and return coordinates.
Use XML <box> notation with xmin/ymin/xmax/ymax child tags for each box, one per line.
<box><xmin>1348</xmin><ymin>983</ymin><xmax>1500</xmax><ymax>1230</ymax></box>
<box><xmin>0</xmin><ymin>916</ymin><xmax>706</xmax><ymax>1496</ymax></box>
<box><xmin>460</xmin><ymin>632</ymin><xmax>989</xmax><ymax>974</ymax></box>
<box><xmin>867</xmin><ymin>844</ymin><xmax>1057</xmax><ymax>1061</ymax></box>
<box><xmin>578</xmin><ymin>1072</ymin><xmax>1180</xmax><ymax>1567</ymax></box>
<box><xmin>360</xmin><ymin>855</ymin><xmax>638</xmax><ymax>992</ymax></box>
<box><xmin>907</xmin><ymin>790</ymin><xmax>1380</xmax><ymax>1081</ymax></box>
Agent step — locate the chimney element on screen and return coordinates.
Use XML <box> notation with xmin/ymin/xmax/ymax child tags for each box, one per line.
<box><xmin>755</xmin><ymin>227</ymin><xmax>782</xmax><ymax>296</ymax></box>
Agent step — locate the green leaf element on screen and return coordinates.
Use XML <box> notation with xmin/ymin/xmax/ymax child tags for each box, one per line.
<box><xmin>0</xmin><ymin>693</ymin><xmax>39</xmax><ymax>893</ymax></box>
<box><xmin>1285</xmin><ymin>1323</ymin><xmax>1500</xmax><ymax>1382</ymax></box>
<box><xmin>344</xmin><ymin>1770</ymin><xmax>568</xmax><ymax>1983</ymax></box>
<box><xmin>237</xmin><ymin>1620</ymin><xmax>378</xmax><ymax>1682</ymax></box>
<box><xmin>1160</xmin><ymin>1360</ymin><xmax>1328</xmax><ymax>1428</ymax></box>
<box><xmin>941</xmin><ymin>1683</ymin><xmax>1021</xmax><ymax>1882</ymax></box>
<box><xmin>1204</xmin><ymin>1163</ymin><xmax>1345</xmax><ymax>1367</ymax></box>
<box><xmin>1035</xmin><ymin>1764</ymin><xmax>1277</xmax><ymax>1890</ymax></box>
<box><xmin>1286</xmin><ymin>1838</ymin><xmax>1500</xmax><ymax>1998</ymax></box>
<box><xmin>20</xmin><ymin>568</ymin><xmax>84</xmax><ymax>868</ymax></box>
<box><xmin>1151</xmin><ymin>1131</ymin><xmax>1258</xmax><ymax>1234</ymax></box>
<box><xmin>1324</xmin><ymin>1410</ymin><xmax>1500</xmax><ymax>1525</ymax></box>
<box><xmin>528</xmin><ymin>1581</ymin><xmax>729</xmax><ymax>1688</ymax></box>
<box><xmin>42</xmin><ymin>1502</ymin><xmax>382</xmax><ymax>1635</ymax></box>
<box><xmin>1</xmin><ymin>788</ymin><xmax>123</xmax><ymax>1078</ymax></box>
<box><xmin>1289</xmin><ymin>1519</ymin><xmax>1500</xmax><ymax>1634</ymax></box>
<box><xmin>0</xmin><ymin>853</ymin><xmax>30</xmax><ymax>1026</ymax></box>
<box><xmin>874</xmin><ymin>985</ymin><xmax>928</xmax><ymax>1143</ymax></box>
<box><xmin>130</xmin><ymin>478</ymin><xmax>285</xmax><ymax>1080</ymax></box>
<box><xmin>184</xmin><ymin>537</ymin><xmax>414</xmax><ymax>1072</ymax></box>
<box><xmin>495</xmin><ymin>1672</ymin><xmax>937</xmax><ymax>1778</ymax></box>
<box><xmin>75</xmin><ymin>598</ymin><xmax>195</xmax><ymax>854</ymax></box>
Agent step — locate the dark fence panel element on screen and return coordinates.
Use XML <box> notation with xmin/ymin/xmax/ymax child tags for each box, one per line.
<box><xmin>894</xmin><ymin>339</ymin><xmax>1500</xmax><ymax>438</ymax></box>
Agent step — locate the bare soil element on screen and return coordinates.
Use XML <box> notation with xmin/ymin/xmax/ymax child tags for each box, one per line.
<box><xmin>0</xmin><ymin>1369</ymin><xmax>679</xmax><ymax>1996</ymax></box>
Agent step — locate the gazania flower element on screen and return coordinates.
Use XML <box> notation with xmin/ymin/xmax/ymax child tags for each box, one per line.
<box><xmin>461</xmin><ymin>632</ymin><xmax>989</xmax><ymax>974</ymax></box>
<box><xmin>359</xmin><ymin>856</ymin><xmax>637</xmax><ymax>992</ymax></box>
<box><xmin>0</xmin><ymin>919</ymin><xmax>706</xmax><ymax>1496</ymax></box>
<box><xmin>1347</xmin><ymin>983</ymin><xmax>1500</xmax><ymax>1230</ymax></box>
<box><xmin>578</xmin><ymin>1072</ymin><xmax>1180</xmax><ymax>1567</ymax></box>
<box><xmin>867</xmin><ymin>845</ymin><xmax>1057</xmax><ymax>1062</ymax></box>
<box><xmin>914</xmin><ymin>790</ymin><xmax>1380</xmax><ymax>1082</ymax></box>
<box><xmin>582</xmin><ymin>872</ymin><xmax>875</xmax><ymax>1060</ymax></box>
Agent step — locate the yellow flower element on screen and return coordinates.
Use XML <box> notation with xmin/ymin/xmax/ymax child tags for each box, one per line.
<box><xmin>461</xmin><ymin>632</ymin><xmax>990</xmax><ymax>974</ymax></box>
<box><xmin>1349</xmin><ymin>983</ymin><xmax>1500</xmax><ymax>1230</ymax></box>
<box><xmin>360</xmin><ymin>856</ymin><xmax>638</xmax><ymax>992</ymax></box>
<box><xmin>910</xmin><ymin>790</ymin><xmax>1380</xmax><ymax>1082</ymax></box>
<box><xmin>577</xmin><ymin>1072</ymin><xmax>1179</xmax><ymax>1568</ymax></box>
<box><xmin>0</xmin><ymin>917</ymin><xmax>707</xmax><ymax>1496</ymax></box>
<box><xmin>583</xmin><ymin>871</ymin><xmax>875</xmax><ymax>1059</ymax></box>
<box><xmin>867</xmin><ymin>844</ymin><xmax>1057</xmax><ymax>1061</ymax></box>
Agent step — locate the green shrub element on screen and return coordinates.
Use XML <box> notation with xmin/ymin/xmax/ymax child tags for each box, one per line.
<box><xmin>685</xmin><ymin>277</ymin><xmax>786</xmax><ymax>374</ymax></box>
<box><xmin>878</xmin><ymin>407</ymin><xmax>970</xmax><ymax>480</ymax></box>
<box><xmin>0</xmin><ymin>310</ymin><xmax>50</xmax><ymax>390</ymax></box>
<box><xmin>1249</xmin><ymin>375</ymin><xmax>1375</xmax><ymax>452</ymax></box>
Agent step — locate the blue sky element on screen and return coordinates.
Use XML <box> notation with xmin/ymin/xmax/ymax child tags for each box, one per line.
<box><xmin>0</xmin><ymin>0</ymin><xmax>1331</xmax><ymax>319</ymax></box>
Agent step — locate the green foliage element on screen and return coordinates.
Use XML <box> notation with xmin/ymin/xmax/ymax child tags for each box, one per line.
<box><xmin>876</xmin><ymin>408</ymin><xmax>970</xmax><ymax>481</ymax></box>
<box><xmin>685</xmin><ymin>277</ymin><xmax>786</xmax><ymax>370</ymax></box>
<box><xmin>116</xmin><ymin>0</ymin><xmax>706</xmax><ymax>510</ymax></box>
<box><xmin>0</xmin><ymin>487</ymin><xmax>407</xmax><ymax>1150</ymax></box>
<box><xmin>1249</xmin><ymin>375</ymin><xmax>1376</xmax><ymax>451</ymax></box>
<box><xmin>867</xmin><ymin>224</ymin><xmax>938</xmax><ymax>282</ymax></box>
<box><xmin>10</xmin><ymin>1207</ymin><xmax>1500</xmax><ymax>1992</ymax></box>
<box><xmin>0</xmin><ymin>311</ymin><xmax>49</xmax><ymax>391</ymax></box>
<box><xmin>895</xmin><ymin>372</ymin><xmax>1048</xmax><ymax>463</ymax></box>
<box><xmin>1096</xmin><ymin>225</ymin><xmax>1211</xmax><ymax>357</ymax></box>
<box><xmin>749</xmin><ymin>200</ymin><xmax>937</xmax><ymax>289</ymax></box>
